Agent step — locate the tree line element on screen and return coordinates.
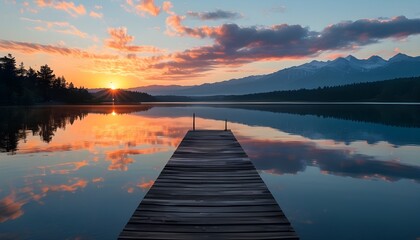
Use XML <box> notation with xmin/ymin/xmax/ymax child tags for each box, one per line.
<box><xmin>0</xmin><ymin>54</ymin><xmax>91</xmax><ymax>105</ymax></box>
<box><xmin>92</xmin><ymin>89</ymin><xmax>156</xmax><ymax>102</ymax></box>
<box><xmin>225</xmin><ymin>76</ymin><xmax>420</xmax><ymax>102</ymax></box>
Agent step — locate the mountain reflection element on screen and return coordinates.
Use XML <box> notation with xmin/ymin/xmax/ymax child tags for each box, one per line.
<box><xmin>220</xmin><ymin>104</ymin><xmax>420</xmax><ymax>128</ymax></box>
<box><xmin>241</xmin><ymin>138</ymin><xmax>420</xmax><ymax>183</ymax></box>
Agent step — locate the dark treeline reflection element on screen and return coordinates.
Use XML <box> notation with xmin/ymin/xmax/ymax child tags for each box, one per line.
<box><xmin>0</xmin><ymin>107</ymin><xmax>87</xmax><ymax>153</ymax></box>
<box><xmin>242</xmin><ymin>139</ymin><xmax>420</xmax><ymax>183</ymax></box>
<box><xmin>0</xmin><ymin>105</ymin><xmax>152</xmax><ymax>153</ymax></box>
<box><xmin>221</xmin><ymin>104</ymin><xmax>420</xmax><ymax>128</ymax></box>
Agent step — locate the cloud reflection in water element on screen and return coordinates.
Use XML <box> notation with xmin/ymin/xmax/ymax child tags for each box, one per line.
<box><xmin>241</xmin><ymin>138</ymin><xmax>420</xmax><ymax>183</ymax></box>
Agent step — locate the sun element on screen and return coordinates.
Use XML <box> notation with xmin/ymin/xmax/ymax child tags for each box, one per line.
<box><xmin>110</xmin><ymin>82</ymin><xmax>116</xmax><ymax>90</ymax></box>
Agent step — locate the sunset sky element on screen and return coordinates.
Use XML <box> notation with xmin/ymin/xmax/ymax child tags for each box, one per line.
<box><xmin>1</xmin><ymin>0</ymin><xmax>420</xmax><ymax>89</ymax></box>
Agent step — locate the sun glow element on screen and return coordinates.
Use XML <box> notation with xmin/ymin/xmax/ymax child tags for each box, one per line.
<box><xmin>109</xmin><ymin>81</ymin><xmax>117</xmax><ymax>90</ymax></box>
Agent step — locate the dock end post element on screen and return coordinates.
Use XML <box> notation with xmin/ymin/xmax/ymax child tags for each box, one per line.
<box><xmin>193</xmin><ymin>113</ymin><xmax>195</xmax><ymax>131</ymax></box>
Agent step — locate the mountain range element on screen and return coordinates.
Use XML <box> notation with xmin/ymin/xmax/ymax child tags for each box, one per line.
<box><xmin>127</xmin><ymin>53</ymin><xmax>420</xmax><ymax>96</ymax></box>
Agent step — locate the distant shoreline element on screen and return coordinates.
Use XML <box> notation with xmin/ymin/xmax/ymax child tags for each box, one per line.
<box><xmin>145</xmin><ymin>101</ymin><xmax>420</xmax><ymax>105</ymax></box>
<box><xmin>1</xmin><ymin>101</ymin><xmax>420</xmax><ymax>107</ymax></box>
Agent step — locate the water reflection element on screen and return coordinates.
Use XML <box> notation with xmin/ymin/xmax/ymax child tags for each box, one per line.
<box><xmin>2</xmin><ymin>104</ymin><xmax>420</xmax><ymax>153</ymax></box>
<box><xmin>0</xmin><ymin>104</ymin><xmax>419</xmax><ymax>239</ymax></box>
<box><xmin>0</xmin><ymin>105</ymin><xmax>189</xmax><ymax>237</ymax></box>
<box><xmin>0</xmin><ymin>105</ymin><xmax>152</xmax><ymax>153</ymax></box>
<box><xmin>240</xmin><ymin>138</ymin><xmax>420</xmax><ymax>182</ymax></box>
<box><xmin>0</xmin><ymin>107</ymin><xmax>86</xmax><ymax>153</ymax></box>
<box><xmin>140</xmin><ymin>104</ymin><xmax>420</xmax><ymax>145</ymax></box>
<box><xmin>220</xmin><ymin>104</ymin><xmax>420</xmax><ymax>128</ymax></box>
<box><xmin>0</xmin><ymin>177</ymin><xmax>89</xmax><ymax>223</ymax></box>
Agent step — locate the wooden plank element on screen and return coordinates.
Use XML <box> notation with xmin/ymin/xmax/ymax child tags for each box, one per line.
<box><xmin>119</xmin><ymin>130</ymin><xmax>298</xmax><ymax>240</ymax></box>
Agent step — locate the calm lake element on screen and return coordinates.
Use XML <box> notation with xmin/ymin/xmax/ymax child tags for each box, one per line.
<box><xmin>1</xmin><ymin>104</ymin><xmax>419</xmax><ymax>240</ymax></box>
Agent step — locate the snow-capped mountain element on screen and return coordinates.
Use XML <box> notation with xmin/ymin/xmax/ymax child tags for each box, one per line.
<box><xmin>130</xmin><ymin>53</ymin><xmax>420</xmax><ymax>96</ymax></box>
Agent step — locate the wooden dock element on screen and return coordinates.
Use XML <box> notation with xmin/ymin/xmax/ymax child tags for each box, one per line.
<box><xmin>119</xmin><ymin>130</ymin><xmax>298</xmax><ymax>239</ymax></box>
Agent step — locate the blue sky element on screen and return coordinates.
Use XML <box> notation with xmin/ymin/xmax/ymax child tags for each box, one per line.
<box><xmin>1</xmin><ymin>0</ymin><xmax>420</xmax><ymax>88</ymax></box>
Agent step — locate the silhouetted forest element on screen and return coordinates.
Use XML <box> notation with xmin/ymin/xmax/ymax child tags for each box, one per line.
<box><xmin>226</xmin><ymin>77</ymin><xmax>420</xmax><ymax>102</ymax></box>
<box><xmin>154</xmin><ymin>77</ymin><xmax>420</xmax><ymax>102</ymax></box>
<box><xmin>0</xmin><ymin>54</ymin><xmax>156</xmax><ymax>105</ymax></box>
<box><xmin>93</xmin><ymin>89</ymin><xmax>156</xmax><ymax>102</ymax></box>
<box><xmin>0</xmin><ymin>54</ymin><xmax>93</xmax><ymax>105</ymax></box>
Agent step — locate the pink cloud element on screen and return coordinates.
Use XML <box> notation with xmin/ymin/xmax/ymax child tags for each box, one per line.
<box><xmin>0</xmin><ymin>192</ymin><xmax>24</xmax><ymax>223</ymax></box>
<box><xmin>0</xmin><ymin>39</ymin><xmax>116</xmax><ymax>59</ymax></box>
<box><xmin>136</xmin><ymin>0</ymin><xmax>160</xmax><ymax>16</ymax></box>
<box><xmin>162</xmin><ymin>1</ymin><xmax>173</xmax><ymax>15</ymax></box>
<box><xmin>89</xmin><ymin>10</ymin><xmax>103</xmax><ymax>19</ymax></box>
<box><xmin>20</xmin><ymin>1</ymin><xmax>38</xmax><ymax>13</ymax></box>
<box><xmin>0</xmin><ymin>178</ymin><xmax>88</xmax><ymax>223</ymax></box>
<box><xmin>40</xmin><ymin>160</ymin><xmax>89</xmax><ymax>175</ymax></box>
<box><xmin>105</xmin><ymin>27</ymin><xmax>162</xmax><ymax>53</ymax></box>
<box><xmin>42</xmin><ymin>179</ymin><xmax>88</xmax><ymax>193</ymax></box>
<box><xmin>125</xmin><ymin>0</ymin><xmax>173</xmax><ymax>16</ymax></box>
<box><xmin>35</xmin><ymin>0</ymin><xmax>86</xmax><ymax>17</ymax></box>
<box><xmin>21</xmin><ymin>17</ymin><xmax>89</xmax><ymax>38</ymax></box>
<box><xmin>106</xmin><ymin>148</ymin><xmax>164</xmax><ymax>171</ymax></box>
<box><xmin>166</xmin><ymin>14</ymin><xmax>219</xmax><ymax>38</ymax></box>
<box><xmin>4</xmin><ymin>15</ymin><xmax>420</xmax><ymax>82</ymax></box>
<box><xmin>137</xmin><ymin>180</ymin><xmax>155</xmax><ymax>190</ymax></box>
<box><xmin>156</xmin><ymin>15</ymin><xmax>420</xmax><ymax>78</ymax></box>
<box><xmin>92</xmin><ymin>177</ymin><xmax>104</xmax><ymax>183</ymax></box>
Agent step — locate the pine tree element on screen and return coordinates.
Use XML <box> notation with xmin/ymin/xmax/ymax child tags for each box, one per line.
<box><xmin>37</xmin><ymin>64</ymin><xmax>55</xmax><ymax>101</ymax></box>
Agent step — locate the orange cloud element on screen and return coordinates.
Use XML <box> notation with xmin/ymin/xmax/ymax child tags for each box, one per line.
<box><xmin>43</xmin><ymin>160</ymin><xmax>89</xmax><ymax>175</ymax></box>
<box><xmin>0</xmin><ymin>192</ymin><xmax>24</xmax><ymax>223</ymax></box>
<box><xmin>42</xmin><ymin>179</ymin><xmax>88</xmax><ymax>193</ymax></box>
<box><xmin>18</xmin><ymin>143</ymin><xmax>85</xmax><ymax>154</ymax></box>
<box><xmin>20</xmin><ymin>1</ymin><xmax>38</xmax><ymax>13</ymax></box>
<box><xmin>162</xmin><ymin>1</ymin><xmax>173</xmax><ymax>15</ymax></box>
<box><xmin>106</xmin><ymin>148</ymin><xmax>165</xmax><ymax>171</ymax></box>
<box><xmin>89</xmin><ymin>10</ymin><xmax>103</xmax><ymax>19</ymax></box>
<box><xmin>0</xmin><ymin>178</ymin><xmax>89</xmax><ymax>222</ymax></box>
<box><xmin>107</xmin><ymin>156</ymin><xmax>134</xmax><ymax>171</ymax></box>
<box><xmin>22</xmin><ymin>18</ymin><xmax>88</xmax><ymax>39</ymax></box>
<box><xmin>92</xmin><ymin>177</ymin><xmax>104</xmax><ymax>183</ymax></box>
<box><xmin>137</xmin><ymin>0</ymin><xmax>160</xmax><ymax>16</ymax></box>
<box><xmin>125</xmin><ymin>0</ymin><xmax>174</xmax><ymax>17</ymax></box>
<box><xmin>35</xmin><ymin>0</ymin><xmax>86</xmax><ymax>17</ymax></box>
<box><xmin>105</xmin><ymin>27</ymin><xmax>162</xmax><ymax>53</ymax></box>
<box><xmin>127</xmin><ymin>187</ymin><xmax>135</xmax><ymax>193</ymax></box>
<box><xmin>165</xmin><ymin>14</ymin><xmax>219</xmax><ymax>38</ymax></box>
<box><xmin>0</xmin><ymin>39</ymin><xmax>116</xmax><ymax>59</ymax></box>
<box><xmin>325</xmin><ymin>53</ymin><xmax>346</xmax><ymax>60</ymax></box>
<box><xmin>137</xmin><ymin>180</ymin><xmax>154</xmax><ymax>190</ymax></box>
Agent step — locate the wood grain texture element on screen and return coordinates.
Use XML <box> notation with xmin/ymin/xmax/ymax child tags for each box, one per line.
<box><xmin>119</xmin><ymin>130</ymin><xmax>298</xmax><ymax>240</ymax></box>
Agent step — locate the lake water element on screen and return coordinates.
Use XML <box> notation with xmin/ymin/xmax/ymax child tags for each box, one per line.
<box><xmin>0</xmin><ymin>104</ymin><xmax>419</xmax><ymax>240</ymax></box>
